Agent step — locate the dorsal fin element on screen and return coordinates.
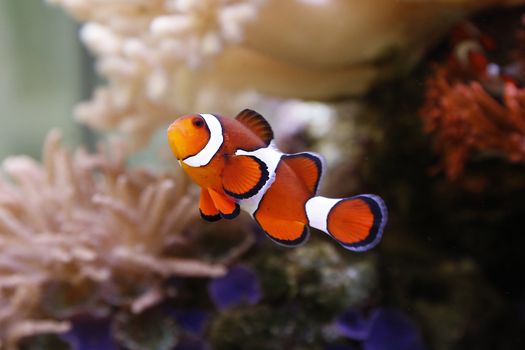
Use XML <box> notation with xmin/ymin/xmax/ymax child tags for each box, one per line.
<box><xmin>281</xmin><ymin>152</ymin><xmax>324</xmax><ymax>195</ymax></box>
<box><xmin>235</xmin><ymin>109</ymin><xmax>273</xmax><ymax>146</ymax></box>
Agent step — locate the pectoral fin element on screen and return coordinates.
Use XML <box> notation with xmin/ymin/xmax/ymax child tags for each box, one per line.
<box><xmin>222</xmin><ymin>155</ymin><xmax>269</xmax><ymax>199</ymax></box>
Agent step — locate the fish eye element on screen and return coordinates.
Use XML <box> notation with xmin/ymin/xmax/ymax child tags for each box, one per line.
<box><xmin>192</xmin><ymin>116</ymin><xmax>205</xmax><ymax>128</ymax></box>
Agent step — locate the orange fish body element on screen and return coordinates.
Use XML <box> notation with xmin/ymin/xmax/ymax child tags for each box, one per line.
<box><xmin>167</xmin><ymin>110</ymin><xmax>387</xmax><ymax>250</ymax></box>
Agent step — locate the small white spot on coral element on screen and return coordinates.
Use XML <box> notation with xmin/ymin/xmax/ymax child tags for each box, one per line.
<box><xmin>151</xmin><ymin>15</ymin><xmax>194</xmax><ymax>36</ymax></box>
<box><xmin>297</xmin><ymin>0</ymin><xmax>333</xmax><ymax>6</ymax></box>
<box><xmin>80</xmin><ymin>23</ymin><xmax>121</xmax><ymax>55</ymax></box>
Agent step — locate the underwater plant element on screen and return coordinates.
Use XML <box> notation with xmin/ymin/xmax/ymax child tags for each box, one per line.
<box><xmin>421</xmin><ymin>18</ymin><xmax>525</xmax><ymax>180</ymax></box>
<box><xmin>208</xmin><ymin>265</ymin><xmax>262</xmax><ymax>310</ymax></box>
<box><xmin>0</xmin><ymin>131</ymin><xmax>226</xmax><ymax>349</ymax></box>
<box><xmin>44</xmin><ymin>0</ymin><xmax>525</xmax><ymax>149</ymax></box>
<box><xmin>46</xmin><ymin>0</ymin><xmax>265</xmax><ymax>148</ymax></box>
<box><xmin>334</xmin><ymin>308</ymin><xmax>426</xmax><ymax>350</ymax></box>
<box><xmin>208</xmin><ymin>242</ymin><xmax>382</xmax><ymax>350</ymax></box>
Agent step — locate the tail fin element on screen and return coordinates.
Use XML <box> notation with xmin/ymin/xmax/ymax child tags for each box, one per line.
<box><xmin>305</xmin><ymin>194</ymin><xmax>387</xmax><ymax>252</ymax></box>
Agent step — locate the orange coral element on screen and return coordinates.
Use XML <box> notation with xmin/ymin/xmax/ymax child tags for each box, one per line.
<box><xmin>422</xmin><ymin>66</ymin><xmax>525</xmax><ymax>179</ymax></box>
<box><xmin>421</xmin><ymin>15</ymin><xmax>525</xmax><ymax>180</ymax></box>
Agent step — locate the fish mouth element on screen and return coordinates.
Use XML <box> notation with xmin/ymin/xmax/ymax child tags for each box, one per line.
<box><xmin>167</xmin><ymin>124</ymin><xmax>185</xmax><ymax>160</ymax></box>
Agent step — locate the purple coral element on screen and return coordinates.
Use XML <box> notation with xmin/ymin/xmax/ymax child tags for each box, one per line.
<box><xmin>335</xmin><ymin>308</ymin><xmax>379</xmax><ymax>341</ymax></box>
<box><xmin>335</xmin><ymin>308</ymin><xmax>426</xmax><ymax>350</ymax></box>
<box><xmin>168</xmin><ymin>309</ymin><xmax>210</xmax><ymax>350</ymax></box>
<box><xmin>364</xmin><ymin>309</ymin><xmax>425</xmax><ymax>350</ymax></box>
<box><xmin>169</xmin><ymin>309</ymin><xmax>209</xmax><ymax>335</ymax></box>
<box><xmin>208</xmin><ymin>265</ymin><xmax>262</xmax><ymax>310</ymax></box>
<box><xmin>61</xmin><ymin>316</ymin><xmax>118</xmax><ymax>350</ymax></box>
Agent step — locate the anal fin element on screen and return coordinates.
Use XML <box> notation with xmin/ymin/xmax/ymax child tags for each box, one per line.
<box><xmin>199</xmin><ymin>189</ymin><xmax>221</xmax><ymax>222</ymax></box>
<box><xmin>208</xmin><ymin>188</ymin><xmax>240</xmax><ymax>219</ymax></box>
<box><xmin>254</xmin><ymin>213</ymin><xmax>309</xmax><ymax>247</ymax></box>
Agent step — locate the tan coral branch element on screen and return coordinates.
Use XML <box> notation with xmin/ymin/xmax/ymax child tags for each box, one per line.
<box><xmin>0</xmin><ymin>130</ymin><xmax>222</xmax><ymax>345</ymax></box>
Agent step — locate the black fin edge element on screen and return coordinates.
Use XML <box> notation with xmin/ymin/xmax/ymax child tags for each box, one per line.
<box><xmin>235</xmin><ymin>109</ymin><xmax>274</xmax><ymax>146</ymax></box>
<box><xmin>250</xmin><ymin>158</ymin><xmax>310</xmax><ymax>247</ymax></box>
<box><xmin>253</xmin><ymin>216</ymin><xmax>310</xmax><ymax>247</ymax></box>
<box><xmin>200</xmin><ymin>209</ymin><xmax>222</xmax><ymax>222</ymax></box>
<box><xmin>332</xmin><ymin>195</ymin><xmax>388</xmax><ymax>252</ymax></box>
<box><xmin>220</xmin><ymin>202</ymin><xmax>241</xmax><ymax>220</ymax></box>
<box><xmin>223</xmin><ymin>156</ymin><xmax>269</xmax><ymax>200</ymax></box>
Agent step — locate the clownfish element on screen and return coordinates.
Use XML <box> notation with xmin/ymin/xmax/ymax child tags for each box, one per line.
<box><xmin>167</xmin><ymin>109</ymin><xmax>387</xmax><ymax>251</ymax></box>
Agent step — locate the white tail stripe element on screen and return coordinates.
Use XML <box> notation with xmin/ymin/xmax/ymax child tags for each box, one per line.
<box><xmin>183</xmin><ymin>114</ymin><xmax>223</xmax><ymax>167</ymax></box>
<box><xmin>305</xmin><ymin>196</ymin><xmax>340</xmax><ymax>234</ymax></box>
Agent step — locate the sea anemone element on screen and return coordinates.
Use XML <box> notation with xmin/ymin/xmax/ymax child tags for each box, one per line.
<box><xmin>0</xmin><ymin>130</ymin><xmax>225</xmax><ymax>348</ymax></box>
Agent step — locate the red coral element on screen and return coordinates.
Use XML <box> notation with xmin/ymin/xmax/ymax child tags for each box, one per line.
<box><xmin>421</xmin><ymin>17</ymin><xmax>525</xmax><ymax>180</ymax></box>
<box><xmin>422</xmin><ymin>67</ymin><xmax>525</xmax><ymax>179</ymax></box>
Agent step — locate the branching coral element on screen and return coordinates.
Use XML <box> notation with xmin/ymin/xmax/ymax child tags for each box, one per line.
<box><xmin>46</xmin><ymin>0</ymin><xmax>265</xmax><ymax>149</ymax></box>
<box><xmin>0</xmin><ymin>130</ymin><xmax>225</xmax><ymax>349</ymax></box>
<box><xmin>422</xmin><ymin>66</ymin><xmax>525</xmax><ymax>179</ymax></box>
<box><xmin>421</xmin><ymin>17</ymin><xmax>525</xmax><ymax>180</ymax></box>
<box><xmin>45</xmin><ymin>0</ymin><xmax>525</xmax><ymax>150</ymax></box>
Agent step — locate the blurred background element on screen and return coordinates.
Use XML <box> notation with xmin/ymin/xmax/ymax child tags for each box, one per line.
<box><xmin>0</xmin><ymin>0</ymin><xmax>89</xmax><ymax>159</ymax></box>
<box><xmin>1</xmin><ymin>1</ymin><xmax>525</xmax><ymax>349</ymax></box>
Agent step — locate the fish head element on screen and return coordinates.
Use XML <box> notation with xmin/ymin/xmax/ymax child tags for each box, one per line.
<box><xmin>167</xmin><ymin>114</ymin><xmax>211</xmax><ymax>161</ymax></box>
